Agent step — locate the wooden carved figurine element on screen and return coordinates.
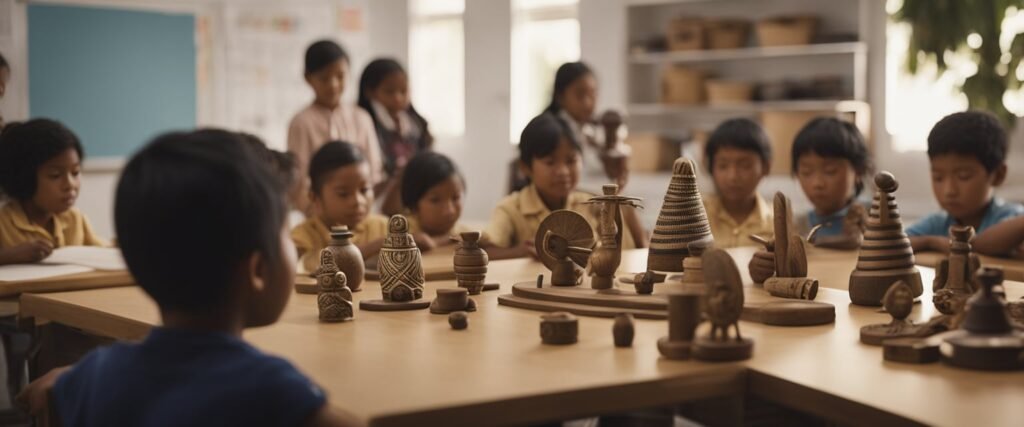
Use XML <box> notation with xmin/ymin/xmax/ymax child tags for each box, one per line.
<box><xmin>540</xmin><ymin>312</ymin><xmax>579</xmax><ymax>345</ymax></box>
<box><xmin>536</xmin><ymin>211</ymin><xmax>595</xmax><ymax>286</ymax></box>
<box><xmin>693</xmin><ymin>248</ymin><xmax>753</xmax><ymax>361</ymax></box>
<box><xmin>613</xmin><ymin>313</ymin><xmax>635</xmax><ymax>347</ymax></box>
<box><xmin>430</xmin><ymin>288</ymin><xmax>478</xmax><ymax>314</ymax></box>
<box><xmin>633</xmin><ymin>271</ymin><xmax>658</xmax><ymax>295</ymax></box>
<box><xmin>941</xmin><ymin>268</ymin><xmax>1024</xmax><ymax>371</ymax></box>
<box><xmin>859</xmin><ymin>281</ymin><xmax>920</xmax><ymax>345</ymax></box>
<box><xmin>453</xmin><ymin>231</ymin><xmax>489</xmax><ymax>295</ymax></box>
<box><xmin>325</xmin><ymin>225</ymin><xmax>365</xmax><ymax>292</ymax></box>
<box><xmin>849</xmin><ymin>172</ymin><xmax>923</xmax><ymax>306</ymax></box>
<box><xmin>586</xmin><ymin>184</ymin><xmax>643</xmax><ymax>290</ymax></box>
<box><xmin>932</xmin><ymin>225</ymin><xmax>980</xmax><ymax>316</ymax></box>
<box><xmin>680</xmin><ymin>242</ymin><xmax>707</xmax><ymax>290</ymax></box>
<box><xmin>748</xmin><ymin>193</ymin><xmax>816</xmax><ymax>300</ymax></box>
<box><xmin>647</xmin><ymin>157</ymin><xmax>714</xmax><ymax>272</ymax></box>
<box><xmin>657</xmin><ymin>291</ymin><xmax>702</xmax><ymax>360</ymax></box>
<box><xmin>314</xmin><ymin>249</ymin><xmax>354</xmax><ymax>322</ymax></box>
<box><xmin>359</xmin><ymin>215</ymin><xmax>431</xmax><ymax>311</ymax></box>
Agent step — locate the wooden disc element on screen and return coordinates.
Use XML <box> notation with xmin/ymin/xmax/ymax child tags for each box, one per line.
<box><xmin>942</xmin><ymin>331</ymin><xmax>1024</xmax><ymax>371</ymax></box>
<box><xmin>536</xmin><ymin>210</ymin><xmax>595</xmax><ymax>271</ymax></box>
<box><xmin>359</xmin><ymin>299</ymin><xmax>431</xmax><ymax>311</ymax></box>
<box><xmin>657</xmin><ymin>337</ymin><xmax>692</xmax><ymax>360</ymax></box>
<box><xmin>693</xmin><ymin>336</ymin><xmax>753</xmax><ymax>362</ymax></box>
<box><xmin>859</xmin><ymin>322</ymin><xmax>922</xmax><ymax>346</ymax></box>
<box><xmin>883</xmin><ymin>337</ymin><xmax>941</xmax><ymax>364</ymax></box>
<box><xmin>747</xmin><ymin>301</ymin><xmax>835</xmax><ymax>326</ymax></box>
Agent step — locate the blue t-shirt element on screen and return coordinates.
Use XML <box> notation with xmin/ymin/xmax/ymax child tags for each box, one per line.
<box><xmin>54</xmin><ymin>327</ymin><xmax>326</xmax><ymax>427</ymax></box>
<box><xmin>905</xmin><ymin>198</ymin><xmax>1024</xmax><ymax>237</ymax></box>
<box><xmin>806</xmin><ymin>204</ymin><xmax>853</xmax><ymax>239</ymax></box>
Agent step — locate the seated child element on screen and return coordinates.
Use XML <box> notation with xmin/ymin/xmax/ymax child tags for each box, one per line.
<box><xmin>19</xmin><ymin>129</ymin><xmax>358</xmax><ymax>426</ymax></box>
<box><xmin>0</xmin><ymin>119</ymin><xmax>106</xmax><ymax>265</ymax></box>
<box><xmin>701</xmin><ymin>118</ymin><xmax>773</xmax><ymax>248</ymax></box>
<box><xmin>291</xmin><ymin>141</ymin><xmax>432</xmax><ymax>272</ymax></box>
<box><xmin>792</xmin><ymin>117</ymin><xmax>871</xmax><ymax>249</ymax></box>
<box><xmin>486</xmin><ymin>113</ymin><xmax>642</xmax><ymax>260</ymax></box>
<box><xmin>400</xmin><ymin>151</ymin><xmax>472</xmax><ymax>246</ymax></box>
<box><xmin>907</xmin><ymin>111</ymin><xmax>1024</xmax><ymax>254</ymax></box>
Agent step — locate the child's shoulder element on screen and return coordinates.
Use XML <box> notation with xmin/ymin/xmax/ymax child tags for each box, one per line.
<box><xmin>992</xmin><ymin>198</ymin><xmax>1024</xmax><ymax>218</ymax></box>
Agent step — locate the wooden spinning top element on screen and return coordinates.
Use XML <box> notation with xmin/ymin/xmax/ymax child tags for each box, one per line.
<box><xmin>647</xmin><ymin>157</ymin><xmax>714</xmax><ymax>272</ymax></box>
<box><xmin>848</xmin><ymin>172</ymin><xmax>922</xmax><ymax>306</ymax></box>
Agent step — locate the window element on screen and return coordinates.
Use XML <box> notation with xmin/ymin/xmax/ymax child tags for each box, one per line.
<box><xmin>510</xmin><ymin>0</ymin><xmax>580</xmax><ymax>142</ymax></box>
<box><xmin>884</xmin><ymin>0</ymin><xmax>1024</xmax><ymax>152</ymax></box>
<box><xmin>409</xmin><ymin>0</ymin><xmax>465</xmax><ymax>139</ymax></box>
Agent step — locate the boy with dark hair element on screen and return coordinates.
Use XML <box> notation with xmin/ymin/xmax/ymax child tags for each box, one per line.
<box><xmin>908</xmin><ymin>111</ymin><xmax>1024</xmax><ymax>254</ymax></box>
<box><xmin>702</xmin><ymin>118</ymin><xmax>774</xmax><ymax>248</ymax></box>
<box><xmin>20</xmin><ymin>129</ymin><xmax>358</xmax><ymax>427</ymax></box>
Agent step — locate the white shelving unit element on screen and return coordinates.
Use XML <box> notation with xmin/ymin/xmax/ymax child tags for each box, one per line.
<box><xmin>625</xmin><ymin>0</ymin><xmax>873</xmax><ymax>150</ymax></box>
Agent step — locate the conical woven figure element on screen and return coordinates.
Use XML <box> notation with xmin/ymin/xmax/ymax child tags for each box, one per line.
<box><xmin>647</xmin><ymin>157</ymin><xmax>714</xmax><ymax>272</ymax></box>
<box><xmin>849</xmin><ymin>172</ymin><xmax>922</xmax><ymax>306</ymax></box>
<box><xmin>314</xmin><ymin>248</ymin><xmax>354</xmax><ymax>322</ymax></box>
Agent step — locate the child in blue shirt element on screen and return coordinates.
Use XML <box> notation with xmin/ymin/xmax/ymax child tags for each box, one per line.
<box><xmin>907</xmin><ymin>111</ymin><xmax>1024</xmax><ymax>254</ymax></box>
<box><xmin>19</xmin><ymin>130</ymin><xmax>359</xmax><ymax>427</ymax></box>
<box><xmin>792</xmin><ymin>117</ymin><xmax>872</xmax><ymax>249</ymax></box>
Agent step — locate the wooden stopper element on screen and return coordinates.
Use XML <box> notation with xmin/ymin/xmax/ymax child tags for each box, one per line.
<box><xmin>764</xmin><ymin>277</ymin><xmax>819</xmax><ymax>300</ymax></box>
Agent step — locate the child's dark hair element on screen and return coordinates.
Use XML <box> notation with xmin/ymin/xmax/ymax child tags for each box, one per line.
<box><xmin>357</xmin><ymin>58</ymin><xmax>433</xmax><ymax>149</ymax></box>
<box><xmin>0</xmin><ymin>52</ymin><xmax>8</xmax><ymax>70</ymax></box>
<box><xmin>401</xmin><ymin>151</ymin><xmax>464</xmax><ymax>209</ymax></box>
<box><xmin>236</xmin><ymin>132</ymin><xmax>297</xmax><ymax>189</ymax></box>
<box><xmin>792</xmin><ymin>117</ymin><xmax>872</xmax><ymax>196</ymax></box>
<box><xmin>519</xmin><ymin>113</ymin><xmax>581</xmax><ymax>166</ymax></box>
<box><xmin>544</xmin><ymin>62</ymin><xmax>594</xmax><ymax>115</ymax></box>
<box><xmin>0</xmin><ymin>119</ymin><xmax>84</xmax><ymax>201</ymax></box>
<box><xmin>115</xmin><ymin>129</ymin><xmax>288</xmax><ymax>315</ymax></box>
<box><xmin>927</xmin><ymin>111</ymin><xmax>1007</xmax><ymax>173</ymax></box>
<box><xmin>304</xmin><ymin>40</ymin><xmax>349</xmax><ymax>75</ymax></box>
<box><xmin>705</xmin><ymin>118</ymin><xmax>772</xmax><ymax>174</ymax></box>
<box><xmin>309</xmin><ymin>141</ymin><xmax>365</xmax><ymax>194</ymax></box>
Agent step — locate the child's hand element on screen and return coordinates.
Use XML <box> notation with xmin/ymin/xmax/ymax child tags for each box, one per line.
<box><xmin>9</xmin><ymin>240</ymin><xmax>54</xmax><ymax>263</ymax></box>
<box><xmin>16</xmin><ymin>365</ymin><xmax>70</xmax><ymax>416</ymax></box>
<box><xmin>412</xmin><ymin>232</ymin><xmax>437</xmax><ymax>252</ymax></box>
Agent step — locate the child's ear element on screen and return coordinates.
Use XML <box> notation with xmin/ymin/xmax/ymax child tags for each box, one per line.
<box><xmin>992</xmin><ymin>163</ymin><xmax>1008</xmax><ymax>186</ymax></box>
<box><xmin>518</xmin><ymin>160</ymin><xmax>532</xmax><ymax>178</ymax></box>
<box><xmin>245</xmin><ymin>252</ymin><xmax>266</xmax><ymax>293</ymax></box>
<box><xmin>761</xmin><ymin>160</ymin><xmax>772</xmax><ymax>178</ymax></box>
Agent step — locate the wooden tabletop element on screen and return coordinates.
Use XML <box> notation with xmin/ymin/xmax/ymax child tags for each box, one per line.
<box><xmin>0</xmin><ymin>270</ymin><xmax>134</xmax><ymax>298</ymax></box>
<box><xmin>915</xmin><ymin>250</ymin><xmax>1024</xmax><ymax>282</ymax></box>
<box><xmin>19</xmin><ymin>248</ymin><xmax>1024</xmax><ymax>427</ymax></box>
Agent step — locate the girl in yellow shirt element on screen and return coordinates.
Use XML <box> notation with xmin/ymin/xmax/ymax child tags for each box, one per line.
<box><xmin>0</xmin><ymin>119</ymin><xmax>106</xmax><ymax>265</ymax></box>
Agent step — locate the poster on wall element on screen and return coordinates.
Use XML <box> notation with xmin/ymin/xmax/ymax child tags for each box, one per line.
<box><xmin>219</xmin><ymin>0</ymin><xmax>369</xmax><ymax>150</ymax></box>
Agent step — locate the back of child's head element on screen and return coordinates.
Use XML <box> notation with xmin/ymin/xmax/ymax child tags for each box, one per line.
<box><xmin>304</xmin><ymin>40</ymin><xmax>348</xmax><ymax>75</ymax></box>
<box><xmin>705</xmin><ymin>118</ymin><xmax>772</xmax><ymax>173</ymax></box>
<box><xmin>401</xmin><ymin>151</ymin><xmax>464</xmax><ymax>209</ymax></box>
<box><xmin>0</xmin><ymin>51</ymin><xmax>7</xmax><ymax>70</ymax></box>
<box><xmin>791</xmin><ymin>117</ymin><xmax>872</xmax><ymax>195</ymax></box>
<box><xmin>519</xmin><ymin>112</ymin><xmax>580</xmax><ymax>166</ymax></box>
<box><xmin>927</xmin><ymin>111</ymin><xmax>1007</xmax><ymax>173</ymax></box>
<box><xmin>115</xmin><ymin>129</ymin><xmax>288</xmax><ymax>315</ymax></box>
<box><xmin>544</xmin><ymin>62</ymin><xmax>594</xmax><ymax>114</ymax></box>
<box><xmin>0</xmin><ymin>119</ymin><xmax>83</xmax><ymax>201</ymax></box>
<box><xmin>309</xmin><ymin>140</ymin><xmax>365</xmax><ymax>194</ymax></box>
<box><xmin>236</xmin><ymin>132</ymin><xmax>297</xmax><ymax>189</ymax></box>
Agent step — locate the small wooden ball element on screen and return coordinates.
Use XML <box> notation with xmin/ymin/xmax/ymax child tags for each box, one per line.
<box><xmin>448</xmin><ymin>311</ymin><xmax>468</xmax><ymax>330</ymax></box>
<box><xmin>875</xmin><ymin>171</ymin><xmax>897</xmax><ymax>192</ymax></box>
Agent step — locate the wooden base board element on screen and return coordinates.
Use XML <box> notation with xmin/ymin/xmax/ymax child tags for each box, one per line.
<box><xmin>497</xmin><ymin>281</ymin><xmax>835</xmax><ymax>326</ymax></box>
<box><xmin>359</xmin><ymin>299</ymin><xmax>431</xmax><ymax>311</ymax></box>
<box><xmin>859</xmin><ymin>323</ymin><xmax>924</xmax><ymax>346</ymax></box>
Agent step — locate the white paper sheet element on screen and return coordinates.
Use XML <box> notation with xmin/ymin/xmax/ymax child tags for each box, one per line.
<box><xmin>0</xmin><ymin>264</ymin><xmax>93</xmax><ymax>282</ymax></box>
<box><xmin>42</xmin><ymin>246</ymin><xmax>127</xmax><ymax>271</ymax></box>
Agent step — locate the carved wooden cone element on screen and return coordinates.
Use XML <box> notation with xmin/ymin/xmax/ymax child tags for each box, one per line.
<box><xmin>647</xmin><ymin>157</ymin><xmax>713</xmax><ymax>272</ymax></box>
<box><xmin>849</xmin><ymin>172</ymin><xmax>922</xmax><ymax>306</ymax></box>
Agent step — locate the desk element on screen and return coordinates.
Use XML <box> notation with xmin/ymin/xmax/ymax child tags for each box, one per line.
<box><xmin>0</xmin><ymin>270</ymin><xmax>134</xmax><ymax>299</ymax></box>
<box><xmin>915</xmin><ymin>250</ymin><xmax>1024</xmax><ymax>282</ymax></box>
<box><xmin>19</xmin><ymin>249</ymin><xmax>1024</xmax><ymax>427</ymax></box>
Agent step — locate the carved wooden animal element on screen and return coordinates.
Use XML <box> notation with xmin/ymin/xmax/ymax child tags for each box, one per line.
<box><xmin>586</xmin><ymin>184</ymin><xmax>643</xmax><ymax>290</ymax></box>
<box><xmin>859</xmin><ymin>280</ymin><xmax>919</xmax><ymax>345</ymax></box>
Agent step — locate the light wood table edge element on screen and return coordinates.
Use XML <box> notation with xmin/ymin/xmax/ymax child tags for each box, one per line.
<box><xmin>746</xmin><ymin>370</ymin><xmax>927</xmax><ymax>427</ymax></box>
<box><xmin>0</xmin><ymin>271</ymin><xmax>135</xmax><ymax>298</ymax></box>
<box><xmin>20</xmin><ymin>293</ymin><xmax>150</xmax><ymax>341</ymax></box>
<box><xmin>370</xmin><ymin>368</ymin><xmax>747</xmax><ymax>427</ymax></box>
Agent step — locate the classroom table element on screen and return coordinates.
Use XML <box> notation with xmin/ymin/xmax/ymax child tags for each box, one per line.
<box><xmin>18</xmin><ymin>248</ymin><xmax>1024</xmax><ymax>427</ymax></box>
<box><xmin>915</xmin><ymin>250</ymin><xmax>1024</xmax><ymax>282</ymax></box>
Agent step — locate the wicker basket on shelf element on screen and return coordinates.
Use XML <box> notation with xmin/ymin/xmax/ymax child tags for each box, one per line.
<box><xmin>661</xmin><ymin>66</ymin><xmax>707</xmax><ymax>105</ymax></box>
<box><xmin>667</xmin><ymin>17</ymin><xmax>704</xmax><ymax>51</ymax></box>
<box><xmin>706</xmin><ymin>80</ymin><xmax>754</xmax><ymax>105</ymax></box>
<box><xmin>706</xmin><ymin>19</ymin><xmax>750</xmax><ymax>50</ymax></box>
<box><xmin>756</xmin><ymin>15</ymin><xmax>818</xmax><ymax>47</ymax></box>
